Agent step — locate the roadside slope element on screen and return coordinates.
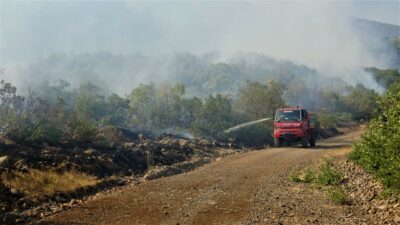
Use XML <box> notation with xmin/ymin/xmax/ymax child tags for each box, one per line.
<box><xmin>39</xmin><ymin>129</ymin><xmax>375</xmax><ymax>225</ymax></box>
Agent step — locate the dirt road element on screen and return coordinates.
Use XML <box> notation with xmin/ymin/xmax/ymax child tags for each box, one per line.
<box><xmin>39</xmin><ymin>130</ymin><xmax>374</xmax><ymax>225</ymax></box>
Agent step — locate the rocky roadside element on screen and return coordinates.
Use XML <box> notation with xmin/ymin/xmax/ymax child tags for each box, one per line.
<box><xmin>337</xmin><ymin>160</ymin><xmax>400</xmax><ymax>225</ymax></box>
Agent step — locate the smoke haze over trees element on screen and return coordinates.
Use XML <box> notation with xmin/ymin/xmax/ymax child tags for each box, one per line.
<box><xmin>1</xmin><ymin>1</ymin><xmax>399</xmax><ymax>91</ymax></box>
<box><xmin>0</xmin><ymin>1</ymin><xmax>399</xmax><ymax>145</ymax></box>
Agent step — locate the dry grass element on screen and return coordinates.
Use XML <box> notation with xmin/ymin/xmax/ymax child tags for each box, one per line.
<box><xmin>1</xmin><ymin>169</ymin><xmax>99</xmax><ymax>197</ymax></box>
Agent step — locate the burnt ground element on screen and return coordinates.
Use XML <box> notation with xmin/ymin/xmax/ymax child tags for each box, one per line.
<box><xmin>0</xmin><ymin>132</ymin><xmax>243</xmax><ymax>224</ymax></box>
<box><xmin>37</xmin><ymin>129</ymin><xmax>397</xmax><ymax>225</ymax></box>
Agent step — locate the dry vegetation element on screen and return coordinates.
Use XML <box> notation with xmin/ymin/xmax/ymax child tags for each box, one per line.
<box><xmin>1</xmin><ymin>169</ymin><xmax>98</xmax><ymax>197</ymax></box>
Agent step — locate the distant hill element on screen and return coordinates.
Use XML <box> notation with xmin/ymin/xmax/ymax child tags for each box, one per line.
<box><xmin>350</xmin><ymin>18</ymin><xmax>399</xmax><ymax>70</ymax></box>
<box><xmin>351</xmin><ymin>17</ymin><xmax>399</xmax><ymax>39</ymax></box>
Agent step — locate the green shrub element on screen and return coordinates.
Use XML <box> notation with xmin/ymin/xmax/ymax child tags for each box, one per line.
<box><xmin>6</xmin><ymin>117</ymin><xmax>63</xmax><ymax>145</ymax></box>
<box><xmin>327</xmin><ymin>187</ymin><xmax>348</xmax><ymax>204</ymax></box>
<box><xmin>30</xmin><ymin>119</ymin><xmax>63</xmax><ymax>144</ymax></box>
<box><xmin>94</xmin><ymin>126</ymin><xmax>121</xmax><ymax>148</ymax></box>
<box><xmin>6</xmin><ymin>119</ymin><xmax>35</xmax><ymax>144</ymax></box>
<box><xmin>303</xmin><ymin>168</ymin><xmax>316</xmax><ymax>183</ymax></box>
<box><xmin>316</xmin><ymin>159</ymin><xmax>343</xmax><ymax>186</ymax></box>
<box><xmin>288</xmin><ymin>169</ymin><xmax>303</xmax><ymax>183</ymax></box>
<box><xmin>350</xmin><ymin>91</ymin><xmax>400</xmax><ymax>191</ymax></box>
<box><xmin>71</xmin><ymin>118</ymin><xmax>97</xmax><ymax>143</ymax></box>
<box><xmin>288</xmin><ymin>168</ymin><xmax>316</xmax><ymax>183</ymax></box>
<box><xmin>376</xmin><ymin>188</ymin><xmax>400</xmax><ymax>201</ymax></box>
<box><xmin>318</xmin><ymin>113</ymin><xmax>337</xmax><ymax>129</ymax></box>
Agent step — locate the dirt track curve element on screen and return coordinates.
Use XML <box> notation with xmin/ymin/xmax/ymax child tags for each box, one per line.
<box><xmin>39</xmin><ymin>130</ymin><xmax>375</xmax><ymax>225</ymax></box>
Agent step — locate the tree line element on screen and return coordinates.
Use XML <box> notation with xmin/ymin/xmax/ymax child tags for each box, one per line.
<box><xmin>0</xmin><ymin>73</ymin><xmax>386</xmax><ymax>146</ymax></box>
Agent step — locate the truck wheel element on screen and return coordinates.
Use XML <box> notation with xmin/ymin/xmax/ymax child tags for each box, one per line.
<box><xmin>309</xmin><ymin>133</ymin><xmax>316</xmax><ymax>147</ymax></box>
<box><xmin>274</xmin><ymin>138</ymin><xmax>282</xmax><ymax>147</ymax></box>
<box><xmin>301</xmin><ymin>136</ymin><xmax>309</xmax><ymax>148</ymax></box>
<box><xmin>309</xmin><ymin>137</ymin><xmax>316</xmax><ymax>147</ymax></box>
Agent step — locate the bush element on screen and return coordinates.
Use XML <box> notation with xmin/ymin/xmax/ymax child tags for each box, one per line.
<box><xmin>6</xmin><ymin>118</ymin><xmax>62</xmax><ymax>145</ymax></box>
<box><xmin>316</xmin><ymin>159</ymin><xmax>343</xmax><ymax>186</ymax></box>
<box><xmin>327</xmin><ymin>187</ymin><xmax>348</xmax><ymax>205</ymax></box>
<box><xmin>288</xmin><ymin>160</ymin><xmax>342</xmax><ymax>185</ymax></box>
<box><xmin>288</xmin><ymin>169</ymin><xmax>303</xmax><ymax>183</ymax></box>
<box><xmin>303</xmin><ymin>168</ymin><xmax>316</xmax><ymax>183</ymax></box>
<box><xmin>30</xmin><ymin>119</ymin><xmax>63</xmax><ymax>144</ymax></box>
<box><xmin>71</xmin><ymin>118</ymin><xmax>97</xmax><ymax>143</ymax></box>
<box><xmin>94</xmin><ymin>126</ymin><xmax>121</xmax><ymax>148</ymax></box>
<box><xmin>318</xmin><ymin>113</ymin><xmax>337</xmax><ymax>129</ymax></box>
<box><xmin>350</xmin><ymin>91</ymin><xmax>400</xmax><ymax>190</ymax></box>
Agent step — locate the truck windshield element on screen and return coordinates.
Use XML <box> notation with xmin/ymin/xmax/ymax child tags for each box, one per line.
<box><xmin>275</xmin><ymin>110</ymin><xmax>300</xmax><ymax>122</ymax></box>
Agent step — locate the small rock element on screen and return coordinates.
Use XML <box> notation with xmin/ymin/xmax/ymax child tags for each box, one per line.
<box><xmin>0</xmin><ymin>156</ymin><xmax>8</xmax><ymax>167</ymax></box>
<box><xmin>378</xmin><ymin>205</ymin><xmax>387</xmax><ymax>211</ymax></box>
<box><xmin>124</xmin><ymin>142</ymin><xmax>135</xmax><ymax>148</ymax></box>
<box><xmin>208</xmin><ymin>200</ymin><xmax>217</xmax><ymax>206</ymax></box>
<box><xmin>55</xmin><ymin>196</ymin><xmax>67</xmax><ymax>203</ymax></box>
<box><xmin>84</xmin><ymin>149</ymin><xmax>97</xmax><ymax>155</ymax></box>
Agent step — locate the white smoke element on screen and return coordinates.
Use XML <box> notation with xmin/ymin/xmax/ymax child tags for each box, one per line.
<box><xmin>0</xmin><ymin>1</ymin><xmax>399</xmax><ymax>93</ymax></box>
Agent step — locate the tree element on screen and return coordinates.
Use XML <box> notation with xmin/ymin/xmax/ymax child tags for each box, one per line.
<box><xmin>235</xmin><ymin>80</ymin><xmax>285</xmax><ymax>120</ymax></box>
<box><xmin>74</xmin><ymin>82</ymin><xmax>108</xmax><ymax>123</ymax></box>
<box><xmin>153</xmin><ymin>83</ymin><xmax>186</xmax><ymax>128</ymax></box>
<box><xmin>388</xmin><ymin>82</ymin><xmax>400</xmax><ymax>95</ymax></box>
<box><xmin>0</xmin><ymin>80</ymin><xmax>25</xmax><ymax>134</ymax></box>
<box><xmin>129</xmin><ymin>83</ymin><xmax>157</xmax><ymax>129</ymax></box>
<box><xmin>343</xmin><ymin>84</ymin><xmax>379</xmax><ymax>121</ymax></box>
<box><xmin>106</xmin><ymin>93</ymin><xmax>130</xmax><ymax>127</ymax></box>
<box><xmin>192</xmin><ymin>94</ymin><xmax>233</xmax><ymax>138</ymax></box>
<box><xmin>366</xmin><ymin>67</ymin><xmax>400</xmax><ymax>89</ymax></box>
<box><xmin>181</xmin><ymin>97</ymin><xmax>202</xmax><ymax>129</ymax></box>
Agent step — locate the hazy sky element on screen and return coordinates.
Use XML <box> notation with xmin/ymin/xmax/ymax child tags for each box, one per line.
<box><xmin>1</xmin><ymin>1</ymin><xmax>399</xmax><ymax>66</ymax></box>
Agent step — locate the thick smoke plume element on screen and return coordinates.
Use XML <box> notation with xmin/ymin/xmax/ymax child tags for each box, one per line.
<box><xmin>0</xmin><ymin>1</ymin><xmax>399</xmax><ymax>93</ymax></box>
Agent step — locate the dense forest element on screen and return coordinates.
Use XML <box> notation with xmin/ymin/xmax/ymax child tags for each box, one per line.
<box><xmin>2</xmin><ymin>52</ymin><xmax>398</xmax><ymax>146</ymax></box>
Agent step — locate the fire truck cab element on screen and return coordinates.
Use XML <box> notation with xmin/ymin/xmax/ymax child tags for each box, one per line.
<box><xmin>273</xmin><ymin>107</ymin><xmax>317</xmax><ymax>148</ymax></box>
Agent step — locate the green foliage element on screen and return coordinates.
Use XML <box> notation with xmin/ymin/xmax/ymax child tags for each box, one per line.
<box><xmin>316</xmin><ymin>159</ymin><xmax>343</xmax><ymax>186</ymax></box>
<box><xmin>71</xmin><ymin>117</ymin><xmax>97</xmax><ymax>143</ymax></box>
<box><xmin>289</xmin><ymin>160</ymin><xmax>347</xmax><ymax>205</ymax></box>
<box><xmin>366</xmin><ymin>67</ymin><xmax>400</xmax><ymax>89</ymax></box>
<box><xmin>235</xmin><ymin>81</ymin><xmax>285</xmax><ymax>120</ymax></box>
<box><xmin>289</xmin><ymin>159</ymin><xmax>343</xmax><ymax>185</ymax></box>
<box><xmin>74</xmin><ymin>82</ymin><xmax>108</xmax><ymax>122</ymax></box>
<box><xmin>106</xmin><ymin>93</ymin><xmax>130</xmax><ymax>127</ymax></box>
<box><xmin>376</xmin><ymin>188</ymin><xmax>400</xmax><ymax>201</ymax></box>
<box><xmin>327</xmin><ymin>187</ymin><xmax>348</xmax><ymax>205</ymax></box>
<box><xmin>30</xmin><ymin>119</ymin><xmax>63</xmax><ymax>144</ymax></box>
<box><xmin>181</xmin><ymin>97</ymin><xmax>202</xmax><ymax>128</ymax></box>
<box><xmin>0</xmin><ymin>62</ymin><xmax>388</xmax><ymax>148</ymax></box>
<box><xmin>303</xmin><ymin>168</ymin><xmax>316</xmax><ymax>183</ymax></box>
<box><xmin>230</xmin><ymin>80</ymin><xmax>285</xmax><ymax>145</ymax></box>
<box><xmin>350</xmin><ymin>91</ymin><xmax>400</xmax><ymax>190</ymax></box>
<box><xmin>388</xmin><ymin>82</ymin><xmax>400</xmax><ymax>95</ymax></box>
<box><xmin>314</xmin><ymin>84</ymin><xmax>379</xmax><ymax>123</ymax></box>
<box><xmin>192</xmin><ymin>94</ymin><xmax>233</xmax><ymax>138</ymax></box>
<box><xmin>318</xmin><ymin>112</ymin><xmax>353</xmax><ymax>129</ymax></box>
<box><xmin>94</xmin><ymin>126</ymin><xmax>121</xmax><ymax>148</ymax></box>
<box><xmin>288</xmin><ymin>168</ymin><xmax>316</xmax><ymax>183</ymax></box>
<box><xmin>343</xmin><ymin>84</ymin><xmax>379</xmax><ymax>121</ymax></box>
<box><xmin>153</xmin><ymin>83</ymin><xmax>186</xmax><ymax>128</ymax></box>
<box><xmin>129</xmin><ymin>83</ymin><xmax>157</xmax><ymax>129</ymax></box>
<box><xmin>318</xmin><ymin>113</ymin><xmax>337</xmax><ymax>129</ymax></box>
<box><xmin>288</xmin><ymin>169</ymin><xmax>303</xmax><ymax>183</ymax></box>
